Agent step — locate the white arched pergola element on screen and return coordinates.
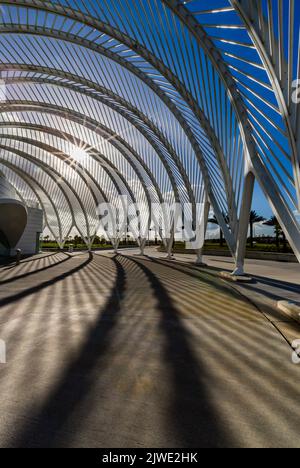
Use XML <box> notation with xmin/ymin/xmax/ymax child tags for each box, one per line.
<box><xmin>0</xmin><ymin>0</ymin><xmax>299</xmax><ymax>273</ymax></box>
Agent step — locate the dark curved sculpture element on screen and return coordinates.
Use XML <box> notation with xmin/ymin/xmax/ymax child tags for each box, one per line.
<box><xmin>0</xmin><ymin>173</ymin><xmax>27</xmax><ymax>250</ymax></box>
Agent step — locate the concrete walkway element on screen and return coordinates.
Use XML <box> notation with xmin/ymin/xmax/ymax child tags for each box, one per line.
<box><xmin>154</xmin><ymin>250</ymin><xmax>300</xmax><ymax>346</ymax></box>
<box><xmin>204</xmin><ymin>254</ymin><xmax>300</xmax><ymax>301</ymax></box>
<box><xmin>0</xmin><ymin>251</ymin><xmax>299</xmax><ymax>448</ymax></box>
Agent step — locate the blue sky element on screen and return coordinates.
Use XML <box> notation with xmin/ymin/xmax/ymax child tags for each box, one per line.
<box><xmin>206</xmin><ymin>181</ymin><xmax>275</xmax><ymax>238</ymax></box>
<box><xmin>252</xmin><ymin>182</ymin><xmax>273</xmax><ymax>220</ymax></box>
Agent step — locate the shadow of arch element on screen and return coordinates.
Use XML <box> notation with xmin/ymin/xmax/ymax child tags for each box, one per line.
<box><xmin>11</xmin><ymin>254</ymin><xmax>126</xmax><ymax>448</ymax></box>
<box><xmin>0</xmin><ymin>253</ymin><xmax>94</xmax><ymax>308</ymax></box>
<box><xmin>0</xmin><ymin>253</ymin><xmax>72</xmax><ymax>286</ymax></box>
<box><xmin>146</xmin><ymin>256</ymin><xmax>246</xmax><ymax>301</ymax></box>
<box><xmin>1</xmin><ymin>252</ymin><xmax>61</xmax><ymax>271</ymax></box>
<box><xmin>122</xmin><ymin>254</ymin><xmax>230</xmax><ymax>448</ymax></box>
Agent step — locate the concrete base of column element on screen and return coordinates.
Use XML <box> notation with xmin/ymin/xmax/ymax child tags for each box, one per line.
<box><xmin>166</xmin><ymin>253</ymin><xmax>175</xmax><ymax>260</ymax></box>
<box><xmin>232</xmin><ymin>264</ymin><xmax>245</xmax><ymax>276</ymax></box>
<box><xmin>195</xmin><ymin>251</ymin><xmax>207</xmax><ymax>266</ymax></box>
<box><xmin>220</xmin><ymin>271</ymin><xmax>252</xmax><ymax>283</ymax></box>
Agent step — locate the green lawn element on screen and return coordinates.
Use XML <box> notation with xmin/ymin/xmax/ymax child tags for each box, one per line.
<box><xmin>41</xmin><ymin>242</ymin><xmax>135</xmax><ymax>251</ymax></box>
<box><xmin>42</xmin><ymin>240</ymin><xmax>293</xmax><ymax>255</ymax></box>
<box><xmin>171</xmin><ymin>241</ymin><xmax>294</xmax><ymax>254</ymax></box>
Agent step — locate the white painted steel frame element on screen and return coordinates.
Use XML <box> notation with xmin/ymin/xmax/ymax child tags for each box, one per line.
<box><xmin>0</xmin><ymin>0</ymin><xmax>298</xmax><ymax>269</ymax></box>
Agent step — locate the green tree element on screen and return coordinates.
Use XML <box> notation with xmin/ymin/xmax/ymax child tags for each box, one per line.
<box><xmin>209</xmin><ymin>215</ymin><xmax>225</xmax><ymax>247</ymax></box>
<box><xmin>74</xmin><ymin>235</ymin><xmax>82</xmax><ymax>247</ymax></box>
<box><xmin>264</xmin><ymin>216</ymin><xmax>285</xmax><ymax>252</ymax></box>
<box><xmin>249</xmin><ymin>211</ymin><xmax>265</xmax><ymax>248</ymax></box>
<box><xmin>93</xmin><ymin>235</ymin><xmax>101</xmax><ymax>246</ymax></box>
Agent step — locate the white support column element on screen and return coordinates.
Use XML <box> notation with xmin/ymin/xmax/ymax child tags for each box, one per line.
<box><xmin>195</xmin><ymin>198</ymin><xmax>210</xmax><ymax>266</ymax></box>
<box><xmin>83</xmin><ymin>236</ymin><xmax>92</xmax><ymax>252</ymax></box>
<box><xmin>85</xmin><ymin>234</ymin><xmax>95</xmax><ymax>253</ymax></box>
<box><xmin>232</xmin><ymin>172</ymin><xmax>255</xmax><ymax>276</ymax></box>
<box><xmin>139</xmin><ymin>237</ymin><xmax>147</xmax><ymax>256</ymax></box>
<box><xmin>112</xmin><ymin>237</ymin><xmax>120</xmax><ymax>254</ymax></box>
<box><xmin>57</xmin><ymin>240</ymin><xmax>65</xmax><ymax>251</ymax></box>
<box><xmin>209</xmin><ymin>192</ymin><xmax>237</xmax><ymax>256</ymax></box>
<box><xmin>166</xmin><ymin>237</ymin><xmax>174</xmax><ymax>260</ymax></box>
<box><xmin>158</xmin><ymin>227</ymin><xmax>167</xmax><ymax>250</ymax></box>
<box><xmin>88</xmin><ymin>232</ymin><xmax>98</xmax><ymax>252</ymax></box>
<box><xmin>165</xmin><ymin>221</ymin><xmax>175</xmax><ymax>260</ymax></box>
<box><xmin>252</xmin><ymin>156</ymin><xmax>300</xmax><ymax>263</ymax></box>
<box><xmin>60</xmin><ymin>225</ymin><xmax>74</xmax><ymax>250</ymax></box>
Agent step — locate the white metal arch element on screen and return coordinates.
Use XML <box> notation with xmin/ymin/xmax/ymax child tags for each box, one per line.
<box><xmin>0</xmin><ymin>0</ymin><xmax>299</xmax><ymax>268</ymax></box>
<box><xmin>0</xmin><ymin>11</ymin><xmax>239</xmax><ymax>252</ymax></box>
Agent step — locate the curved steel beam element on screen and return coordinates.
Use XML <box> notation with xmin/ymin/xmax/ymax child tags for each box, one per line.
<box><xmin>0</xmin><ymin>16</ymin><xmax>235</xmax><ymax>233</ymax></box>
<box><xmin>0</xmin><ymin>130</ymin><xmax>148</xmax><ymax>220</ymax></box>
<box><xmin>0</xmin><ymin>106</ymin><xmax>159</xmax><ymax>225</ymax></box>
<box><xmin>0</xmin><ymin>101</ymin><xmax>218</xmax><ymax>245</ymax></box>
<box><xmin>0</xmin><ymin>98</ymin><xmax>175</xmax><ymax>208</ymax></box>
<box><xmin>0</xmin><ymin>1</ymin><xmax>297</xmax><ymax>261</ymax></box>
<box><xmin>162</xmin><ymin>0</ymin><xmax>300</xmax><ymax>260</ymax></box>
<box><xmin>0</xmin><ymin>143</ymin><xmax>94</xmax><ymax>242</ymax></box>
<box><xmin>0</xmin><ymin>72</ymin><xmax>184</xmax><ymax>207</ymax></box>
<box><xmin>0</xmin><ymin>125</ymin><xmax>160</xmax><ymax>244</ymax></box>
<box><xmin>162</xmin><ymin>0</ymin><xmax>300</xmax><ymax>261</ymax></box>
<box><xmin>0</xmin><ymin>133</ymin><xmax>140</xmax><ymax>225</ymax></box>
<box><xmin>0</xmin><ymin>146</ymin><xmax>76</xmax><ymax>237</ymax></box>
<box><xmin>1</xmin><ymin>160</ymin><xmax>77</xmax><ymax>243</ymax></box>
<box><xmin>1</xmin><ymin>66</ymin><xmax>186</xmax><ymax>205</ymax></box>
<box><xmin>161</xmin><ymin>0</ymin><xmax>257</xmax><ymax>161</ymax></box>
<box><xmin>230</xmin><ymin>0</ymin><xmax>300</xmax><ymax>206</ymax></box>
<box><xmin>0</xmin><ymin>66</ymin><xmax>184</xmax><ymax>207</ymax></box>
<box><xmin>0</xmin><ymin>72</ymin><xmax>175</xmax><ymax>206</ymax></box>
<box><xmin>0</xmin><ymin>23</ymin><xmax>206</xmax><ymax>194</ymax></box>
<box><xmin>0</xmin><ymin>147</ymin><xmax>139</xmax><ymax>245</ymax></box>
<box><xmin>0</xmin><ymin>126</ymin><xmax>157</xmax><ymax>242</ymax></box>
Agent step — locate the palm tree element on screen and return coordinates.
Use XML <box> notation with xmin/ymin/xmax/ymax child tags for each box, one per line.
<box><xmin>249</xmin><ymin>211</ymin><xmax>265</xmax><ymax>248</ymax></box>
<box><xmin>263</xmin><ymin>216</ymin><xmax>284</xmax><ymax>252</ymax></box>
<box><xmin>208</xmin><ymin>215</ymin><xmax>225</xmax><ymax>247</ymax></box>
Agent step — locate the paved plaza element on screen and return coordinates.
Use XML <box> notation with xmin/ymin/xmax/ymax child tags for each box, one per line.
<box><xmin>0</xmin><ymin>250</ymin><xmax>299</xmax><ymax>448</ymax></box>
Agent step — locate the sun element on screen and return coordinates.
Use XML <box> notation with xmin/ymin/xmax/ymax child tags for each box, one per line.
<box><xmin>71</xmin><ymin>146</ymin><xmax>88</xmax><ymax>162</ymax></box>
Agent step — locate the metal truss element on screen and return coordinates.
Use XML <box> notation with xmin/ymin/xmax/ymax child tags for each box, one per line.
<box><xmin>1</xmin><ymin>68</ymin><xmax>188</xmax><ymax>204</ymax></box>
<box><xmin>0</xmin><ymin>128</ymin><xmax>153</xmax><ymax>228</ymax></box>
<box><xmin>162</xmin><ymin>0</ymin><xmax>300</xmax><ymax>264</ymax></box>
<box><xmin>0</xmin><ymin>0</ymin><xmax>299</xmax><ymax>268</ymax></box>
<box><xmin>0</xmin><ymin>102</ymin><xmax>167</xmax><ymax>233</ymax></box>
